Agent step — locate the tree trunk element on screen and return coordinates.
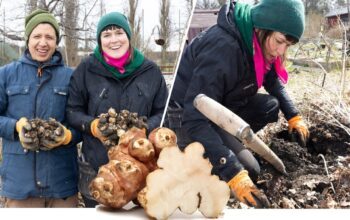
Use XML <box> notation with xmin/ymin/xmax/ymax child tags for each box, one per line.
<box><xmin>347</xmin><ymin>0</ymin><xmax>350</xmax><ymax>27</ymax></box>
<box><xmin>159</xmin><ymin>0</ymin><xmax>171</xmax><ymax>66</ymax></box>
<box><xmin>26</xmin><ymin>0</ymin><xmax>38</xmax><ymax>13</ymax></box>
<box><xmin>64</xmin><ymin>0</ymin><xmax>79</xmax><ymax>67</ymax></box>
<box><xmin>127</xmin><ymin>0</ymin><xmax>142</xmax><ymax>48</ymax></box>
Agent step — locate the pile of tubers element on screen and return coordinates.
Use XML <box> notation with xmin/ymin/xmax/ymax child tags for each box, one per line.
<box><xmin>89</xmin><ymin>125</ymin><xmax>230</xmax><ymax>219</ymax></box>
<box><xmin>96</xmin><ymin>108</ymin><xmax>148</xmax><ymax>148</ymax></box>
<box><xmin>21</xmin><ymin>118</ymin><xmax>65</xmax><ymax>151</ymax></box>
<box><xmin>89</xmin><ymin>127</ymin><xmax>177</xmax><ymax>208</ymax></box>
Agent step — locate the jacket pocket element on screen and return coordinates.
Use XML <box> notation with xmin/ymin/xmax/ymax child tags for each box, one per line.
<box><xmin>6</xmin><ymin>85</ymin><xmax>32</xmax><ymax>117</ymax></box>
<box><xmin>134</xmin><ymin>82</ymin><xmax>151</xmax><ymax>115</ymax></box>
<box><xmin>90</xmin><ymin>88</ymin><xmax>109</xmax><ymax>117</ymax></box>
<box><xmin>50</xmin><ymin>86</ymin><xmax>68</xmax><ymax>119</ymax></box>
<box><xmin>6</xmin><ymin>85</ymin><xmax>30</xmax><ymax>96</ymax></box>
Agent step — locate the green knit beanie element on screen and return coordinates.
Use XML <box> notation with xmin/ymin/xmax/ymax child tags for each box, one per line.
<box><xmin>25</xmin><ymin>9</ymin><xmax>60</xmax><ymax>43</ymax></box>
<box><xmin>96</xmin><ymin>12</ymin><xmax>132</xmax><ymax>41</ymax></box>
<box><xmin>251</xmin><ymin>0</ymin><xmax>305</xmax><ymax>41</ymax></box>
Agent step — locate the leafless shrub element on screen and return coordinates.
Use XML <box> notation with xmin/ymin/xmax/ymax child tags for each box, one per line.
<box><xmin>300</xmin><ymin>92</ymin><xmax>350</xmax><ymax>137</ymax></box>
<box><xmin>325</xmin><ymin>27</ymin><xmax>343</xmax><ymax>39</ymax></box>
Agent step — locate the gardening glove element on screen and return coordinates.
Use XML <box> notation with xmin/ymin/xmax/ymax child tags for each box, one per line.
<box><xmin>228</xmin><ymin>170</ymin><xmax>270</xmax><ymax>208</ymax></box>
<box><xmin>288</xmin><ymin>115</ymin><xmax>309</xmax><ymax>147</ymax></box>
<box><xmin>91</xmin><ymin>118</ymin><xmax>109</xmax><ymax>143</ymax></box>
<box><xmin>16</xmin><ymin>117</ymin><xmax>39</xmax><ymax>151</ymax></box>
<box><xmin>41</xmin><ymin>122</ymin><xmax>72</xmax><ymax>150</ymax></box>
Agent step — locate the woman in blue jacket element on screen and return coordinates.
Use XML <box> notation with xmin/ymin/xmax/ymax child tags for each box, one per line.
<box><xmin>170</xmin><ymin>0</ymin><xmax>309</xmax><ymax>208</ymax></box>
<box><xmin>0</xmin><ymin>9</ymin><xmax>79</xmax><ymax>207</ymax></box>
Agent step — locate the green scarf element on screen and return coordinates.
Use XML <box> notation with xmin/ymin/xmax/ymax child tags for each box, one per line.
<box><xmin>234</xmin><ymin>2</ymin><xmax>254</xmax><ymax>56</ymax></box>
<box><xmin>94</xmin><ymin>46</ymin><xmax>145</xmax><ymax>79</ymax></box>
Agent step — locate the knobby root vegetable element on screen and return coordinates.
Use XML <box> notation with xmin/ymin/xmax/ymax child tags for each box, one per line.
<box><xmin>97</xmin><ymin>108</ymin><xmax>148</xmax><ymax>149</ymax></box>
<box><xmin>89</xmin><ymin>127</ymin><xmax>176</xmax><ymax>208</ymax></box>
<box><xmin>89</xmin><ymin>152</ymin><xmax>150</xmax><ymax>208</ymax></box>
<box><xmin>137</xmin><ymin>142</ymin><xmax>230</xmax><ymax>219</ymax></box>
<box><xmin>148</xmin><ymin>127</ymin><xmax>177</xmax><ymax>156</ymax></box>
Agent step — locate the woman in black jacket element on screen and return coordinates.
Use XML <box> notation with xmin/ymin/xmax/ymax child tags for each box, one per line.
<box><xmin>170</xmin><ymin>0</ymin><xmax>309</xmax><ymax>208</ymax></box>
<box><xmin>66</xmin><ymin>12</ymin><xmax>168</xmax><ymax>207</ymax></box>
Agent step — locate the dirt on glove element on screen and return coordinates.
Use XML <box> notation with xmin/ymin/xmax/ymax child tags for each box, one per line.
<box><xmin>21</xmin><ymin>118</ymin><xmax>64</xmax><ymax>151</ymax></box>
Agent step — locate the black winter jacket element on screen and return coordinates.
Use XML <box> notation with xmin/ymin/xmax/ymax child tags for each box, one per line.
<box><xmin>171</xmin><ymin>3</ymin><xmax>299</xmax><ymax>181</ymax></box>
<box><xmin>66</xmin><ymin>54</ymin><xmax>168</xmax><ymax>171</ymax></box>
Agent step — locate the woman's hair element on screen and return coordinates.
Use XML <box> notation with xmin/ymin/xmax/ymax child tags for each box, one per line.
<box><xmin>99</xmin><ymin>24</ymin><xmax>134</xmax><ymax>63</ymax></box>
<box><xmin>256</xmin><ymin>30</ymin><xmax>298</xmax><ymax>63</ymax></box>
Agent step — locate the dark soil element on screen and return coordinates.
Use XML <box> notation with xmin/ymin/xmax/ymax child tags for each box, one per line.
<box><xmin>256</xmin><ymin>123</ymin><xmax>350</xmax><ymax>208</ymax></box>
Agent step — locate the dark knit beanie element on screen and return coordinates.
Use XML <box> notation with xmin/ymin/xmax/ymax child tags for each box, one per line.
<box><xmin>251</xmin><ymin>0</ymin><xmax>305</xmax><ymax>41</ymax></box>
<box><xmin>96</xmin><ymin>12</ymin><xmax>132</xmax><ymax>41</ymax></box>
<box><xmin>25</xmin><ymin>9</ymin><xmax>60</xmax><ymax>43</ymax></box>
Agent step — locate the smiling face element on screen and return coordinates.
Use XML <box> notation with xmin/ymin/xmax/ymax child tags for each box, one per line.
<box><xmin>28</xmin><ymin>23</ymin><xmax>57</xmax><ymax>62</ymax></box>
<box><xmin>263</xmin><ymin>31</ymin><xmax>293</xmax><ymax>62</ymax></box>
<box><xmin>100</xmin><ymin>26</ymin><xmax>130</xmax><ymax>59</ymax></box>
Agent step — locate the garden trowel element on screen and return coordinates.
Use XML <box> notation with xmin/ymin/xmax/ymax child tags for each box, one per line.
<box><xmin>193</xmin><ymin>94</ymin><xmax>287</xmax><ymax>175</ymax></box>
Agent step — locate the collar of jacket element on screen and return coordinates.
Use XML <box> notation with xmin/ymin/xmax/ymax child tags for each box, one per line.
<box><xmin>217</xmin><ymin>2</ymin><xmax>253</xmax><ymax>72</ymax></box>
<box><xmin>19</xmin><ymin>49</ymin><xmax>64</xmax><ymax>68</ymax></box>
<box><xmin>217</xmin><ymin>2</ymin><xmax>244</xmax><ymax>47</ymax></box>
<box><xmin>233</xmin><ymin>2</ymin><xmax>253</xmax><ymax>55</ymax></box>
<box><xmin>89</xmin><ymin>54</ymin><xmax>153</xmax><ymax>81</ymax></box>
<box><xmin>93</xmin><ymin>46</ymin><xmax>145</xmax><ymax>79</ymax></box>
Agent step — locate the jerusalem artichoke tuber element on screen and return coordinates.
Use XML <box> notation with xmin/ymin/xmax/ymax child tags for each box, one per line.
<box><xmin>89</xmin><ymin>127</ymin><xmax>169</xmax><ymax>208</ymax></box>
<box><xmin>138</xmin><ymin>142</ymin><xmax>230</xmax><ymax>219</ymax></box>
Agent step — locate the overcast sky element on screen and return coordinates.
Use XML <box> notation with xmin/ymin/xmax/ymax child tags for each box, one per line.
<box><xmin>0</xmin><ymin>0</ymin><xmax>192</xmax><ymax>51</ymax></box>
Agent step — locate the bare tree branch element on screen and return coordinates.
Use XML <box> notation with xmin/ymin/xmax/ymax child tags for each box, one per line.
<box><xmin>26</xmin><ymin>0</ymin><xmax>38</xmax><ymax>13</ymax></box>
<box><xmin>82</xmin><ymin>0</ymin><xmax>99</xmax><ymax>29</ymax></box>
<box><xmin>338</xmin><ymin>17</ymin><xmax>348</xmax><ymax>98</ymax></box>
<box><xmin>48</xmin><ymin>0</ymin><xmax>61</xmax><ymax>13</ymax></box>
<box><xmin>0</xmin><ymin>28</ymin><xmax>24</xmax><ymax>41</ymax></box>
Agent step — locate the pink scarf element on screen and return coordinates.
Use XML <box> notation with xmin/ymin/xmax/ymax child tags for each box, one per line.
<box><xmin>253</xmin><ymin>33</ymin><xmax>288</xmax><ymax>88</ymax></box>
<box><xmin>103</xmin><ymin>50</ymin><xmax>130</xmax><ymax>74</ymax></box>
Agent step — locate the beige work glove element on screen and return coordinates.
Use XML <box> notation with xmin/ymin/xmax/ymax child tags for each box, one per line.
<box><xmin>16</xmin><ymin>117</ymin><xmax>39</xmax><ymax>151</ymax></box>
<box><xmin>91</xmin><ymin>118</ymin><xmax>109</xmax><ymax>143</ymax></box>
<box><xmin>41</xmin><ymin>122</ymin><xmax>72</xmax><ymax>150</ymax></box>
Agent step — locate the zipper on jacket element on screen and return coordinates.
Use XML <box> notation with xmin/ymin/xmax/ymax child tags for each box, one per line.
<box><xmin>37</xmin><ymin>66</ymin><xmax>43</xmax><ymax>77</ymax></box>
<box><xmin>33</xmin><ymin>64</ymin><xmax>52</xmax><ymax>191</ymax></box>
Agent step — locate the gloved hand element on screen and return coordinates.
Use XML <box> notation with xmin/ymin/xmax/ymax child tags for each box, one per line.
<box><xmin>288</xmin><ymin>115</ymin><xmax>309</xmax><ymax>147</ymax></box>
<box><xmin>228</xmin><ymin>170</ymin><xmax>270</xmax><ymax>208</ymax></box>
<box><xmin>16</xmin><ymin>117</ymin><xmax>39</xmax><ymax>151</ymax></box>
<box><xmin>41</xmin><ymin>122</ymin><xmax>72</xmax><ymax>150</ymax></box>
<box><xmin>91</xmin><ymin>118</ymin><xmax>109</xmax><ymax>143</ymax></box>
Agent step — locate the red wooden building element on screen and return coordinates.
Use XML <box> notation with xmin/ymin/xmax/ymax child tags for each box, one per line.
<box><xmin>325</xmin><ymin>7</ymin><xmax>349</xmax><ymax>28</ymax></box>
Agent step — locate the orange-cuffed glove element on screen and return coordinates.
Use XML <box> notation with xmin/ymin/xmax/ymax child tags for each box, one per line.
<box><xmin>41</xmin><ymin>122</ymin><xmax>72</xmax><ymax>150</ymax></box>
<box><xmin>288</xmin><ymin>115</ymin><xmax>309</xmax><ymax>147</ymax></box>
<box><xmin>91</xmin><ymin>118</ymin><xmax>108</xmax><ymax>143</ymax></box>
<box><xmin>228</xmin><ymin>170</ymin><xmax>270</xmax><ymax>208</ymax></box>
<box><xmin>16</xmin><ymin>117</ymin><xmax>40</xmax><ymax>151</ymax></box>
